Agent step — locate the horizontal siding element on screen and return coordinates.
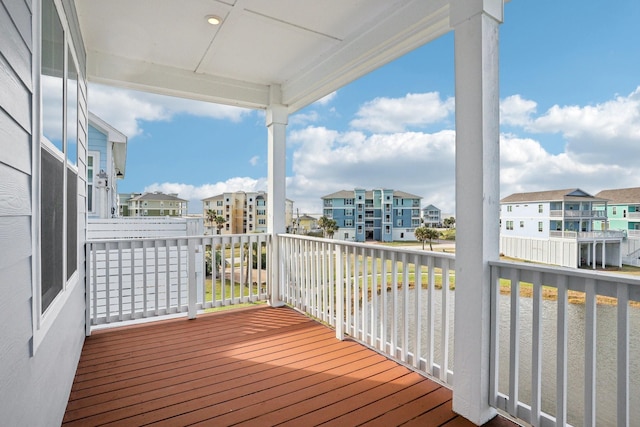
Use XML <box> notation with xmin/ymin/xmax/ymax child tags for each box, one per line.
<box><xmin>0</xmin><ymin>215</ymin><xmax>30</xmax><ymax>271</ymax></box>
<box><xmin>0</xmin><ymin>1</ymin><xmax>31</xmax><ymax>88</ymax></box>
<box><xmin>0</xmin><ymin>107</ymin><xmax>31</xmax><ymax>174</ymax></box>
<box><xmin>1</xmin><ymin>0</ymin><xmax>33</xmax><ymax>48</ymax></box>
<box><xmin>0</xmin><ymin>162</ymin><xmax>31</xmax><ymax>216</ymax></box>
<box><xmin>0</xmin><ymin>52</ymin><xmax>30</xmax><ymax>131</ymax></box>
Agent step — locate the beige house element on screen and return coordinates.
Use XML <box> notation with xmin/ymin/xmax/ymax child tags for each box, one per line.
<box><xmin>125</xmin><ymin>192</ymin><xmax>188</xmax><ymax>217</ymax></box>
<box><xmin>203</xmin><ymin>191</ymin><xmax>293</xmax><ymax>234</ymax></box>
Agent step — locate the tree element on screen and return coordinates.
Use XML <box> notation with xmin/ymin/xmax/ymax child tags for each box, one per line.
<box><xmin>214</xmin><ymin>216</ymin><xmax>226</xmax><ymax>234</ymax></box>
<box><xmin>443</xmin><ymin>216</ymin><xmax>455</xmax><ymax>229</ymax></box>
<box><xmin>205</xmin><ymin>209</ymin><xmax>216</xmax><ymax>227</ymax></box>
<box><xmin>415</xmin><ymin>226</ymin><xmax>440</xmax><ymax>251</ymax></box>
<box><xmin>318</xmin><ymin>216</ymin><xmax>339</xmax><ymax>238</ymax></box>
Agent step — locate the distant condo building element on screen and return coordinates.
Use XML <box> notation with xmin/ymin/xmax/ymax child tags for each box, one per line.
<box><xmin>321</xmin><ymin>189</ymin><xmax>422</xmax><ymax>242</ymax></box>
<box><xmin>202</xmin><ymin>191</ymin><xmax>293</xmax><ymax>234</ymax></box>
<box><xmin>422</xmin><ymin>204</ymin><xmax>441</xmax><ymax>228</ymax></box>
<box><xmin>121</xmin><ymin>192</ymin><xmax>188</xmax><ymax>217</ymax></box>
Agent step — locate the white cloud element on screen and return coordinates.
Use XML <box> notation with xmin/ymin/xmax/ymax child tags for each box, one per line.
<box><xmin>88</xmin><ymin>83</ymin><xmax>252</xmax><ymax>138</ymax></box>
<box><xmin>314</xmin><ymin>91</ymin><xmax>337</xmax><ymax>106</ymax></box>
<box><xmin>249</xmin><ymin>155</ymin><xmax>260</xmax><ymax>166</ymax></box>
<box><xmin>289</xmin><ymin>111</ymin><xmax>319</xmax><ymax>127</ymax></box>
<box><xmin>500</xmin><ymin>95</ymin><xmax>537</xmax><ymax>127</ymax></box>
<box><xmin>287</xmin><ymin>126</ymin><xmax>457</xmax><ymax>213</ymax></box>
<box><xmin>350</xmin><ymin>92</ymin><xmax>454</xmax><ymax>133</ymax></box>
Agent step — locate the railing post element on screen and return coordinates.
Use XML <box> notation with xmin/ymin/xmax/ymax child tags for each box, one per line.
<box><xmin>335</xmin><ymin>244</ymin><xmax>344</xmax><ymax>340</ymax></box>
<box><xmin>187</xmin><ymin>238</ymin><xmax>197</xmax><ymax>319</ymax></box>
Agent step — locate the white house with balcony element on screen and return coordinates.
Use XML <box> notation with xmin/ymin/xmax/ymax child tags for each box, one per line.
<box><xmin>500</xmin><ymin>189</ymin><xmax>624</xmax><ymax>268</ymax></box>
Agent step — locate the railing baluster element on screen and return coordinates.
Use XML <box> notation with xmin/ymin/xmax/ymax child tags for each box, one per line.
<box><xmin>489</xmin><ymin>264</ymin><xmax>500</xmax><ymax>408</ymax></box>
<box><xmin>391</xmin><ymin>251</ymin><xmax>398</xmax><ymax>358</ymax></box>
<box><xmin>165</xmin><ymin>241</ymin><xmax>170</xmax><ymax>310</ymax></box>
<box><xmin>617</xmin><ymin>284</ymin><xmax>629</xmax><ymax>426</ymax></box>
<box><xmin>508</xmin><ymin>268</ymin><xmax>520</xmax><ymax>417</ymax></box>
<box><xmin>142</xmin><ymin>240</ymin><xmax>149</xmax><ymax>316</ymax></box>
<box><xmin>361</xmin><ymin>247</ymin><xmax>368</xmax><ymax>344</ymax></box>
<box><xmin>118</xmin><ymin>242</ymin><xmax>123</xmax><ymax>321</ymax></box>
<box><xmin>401</xmin><ymin>251</ymin><xmax>409</xmax><ymax>363</ymax></box>
<box><xmin>371</xmin><ymin>248</ymin><xmax>379</xmax><ymax>349</ymax></box>
<box><xmin>556</xmin><ymin>275</ymin><xmax>568</xmax><ymax>426</ymax></box>
<box><xmin>335</xmin><ymin>244</ymin><xmax>344</xmax><ymax>340</ymax></box>
<box><xmin>441</xmin><ymin>261</ymin><xmax>450</xmax><ymax>383</ymax></box>
<box><xmin>381</xmin><ymin>251</ymin><xmax>388</xmax><ymax>353</ymax></box>
<box><xmin>105</xmin><ymin>242</ymin><xmax>111</xmax><ymax>322</ymax></box>
<box><xmin>413</xmin><ymin>254</ymin><xmax>422</xmax><ymax>369</ymax></box>
<box><xmin>583</xmin><ymin>278</ymin><xmax>597</xmax><ymax>427</ymax></box>
<box><xmin>130</xmin><ymin>241</ymin><xmax>136</xmax><ymax>316</ymax></box>
<box><xmin>154</xmin><ymin>240</ymin><xmax>159</xmax><ymax>316</ymax></box>
<box><xmin>426</xmin><ymin>256</ymin><xmax>435</xmax><ymax>375</ymax></box>
<box><xmin>530</xmin><ymin>271</ymin><xmax>542</xmax><ymax>426</ymax></box>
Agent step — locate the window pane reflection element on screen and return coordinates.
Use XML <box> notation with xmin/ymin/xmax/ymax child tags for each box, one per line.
<box><xmin>42</xmin><ymin>0</ymin><xmax>64</xmax><ymax>150</ymax></box>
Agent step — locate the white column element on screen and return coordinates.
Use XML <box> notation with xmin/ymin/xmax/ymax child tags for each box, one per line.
<box><xmin>451</xmin><ymin>1</ymin><xmax>503</xmax><ymax>423</ymax></box>
<box><xmin>266</xmin><ymin>84</ymin><xmax>288</xmax><ymax>307</ymax></box>
<box><xmin>592</xmin><ymin>242</ymin><xmax>597</xmax><ymax>269</ymax></box>
<box><xmin>602</xmin><ymin>241</ymin><xmax>606</xmax><ymax>268</ymax></box>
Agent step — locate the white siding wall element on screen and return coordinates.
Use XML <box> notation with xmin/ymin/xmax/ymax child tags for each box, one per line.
<box><xmin>500</xmin><ymin>202</ymin><xmax>550</xmax><ymax>239</ymax></box>
<box><xmin>500</xmin><ymin>236</ymin><xmax>578</xmax><ymax>268</ymax></box>
<box><xmin>0</xmin><ymin>0</ymin><xmax>87</xmax><ymax>425</ymax></box>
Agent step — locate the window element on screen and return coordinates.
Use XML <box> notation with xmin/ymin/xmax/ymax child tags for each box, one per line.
<box><xmin>520</xmin><ymin>221</ymin><xmax>524</xmax><ymax>228</ymax></box>
<box><xmin>538</xmin><ymin>204</ymin><xmax>543</xmax><ymax>213</ymax></box>
<box><xmin>39</xmin><ymin>0</ymin><xmax>80</xmax><ymax>319</ymax></box>
<box><xmin>357</xmin><ymin>225</ymin><xmax>363</xmax><ymax>233</ymax></box>
<box><xmin>538</xmin><ymin>222</ymin><xmax>543</xmax><ymax>232</ymax></box>
<box><xmin>396</xmin><ymin>219</ymin><xmax>403</xmax><ymax>226</ymax></box>
<box><xmin>345</xmin><ymin>198</ymin><xmax>354</xmax><ymax>205</ymax></box>
<box><xmin>345</xmin><ymin>209</ymin><xmax>353</xmax><ymax>216</ymax></box>
<box><xmin>345</xmin><ymin>219</ymin><xmax>353</xmax><ymax>227</ymax></box>
<box><xmin>506</xmin><ymin>221</ymin><xmax>514</xmax><ymax>230</ymax></box>
<box><xmin>612</xmin><ymin>207</ymin><xmax>617</xmax><ymax>215</ymax></box>
<box><xmin>258</xmin><ymin>219</ymin><xmax>266</xmax><ymax>225</ymax></box>
<box><xmin>344</xmin><ymin>232</ymin><xmax>349</xmax><ymax>239</ymax></box>
<box><xmin>385</xmin><ymin>226</ymin><xmax>391</xmax><ymax>234</ymax></box>
<box><xmin>507</xmin><ymin>205</ymin><xmax>513</xmax><ymax>212</ymax></box>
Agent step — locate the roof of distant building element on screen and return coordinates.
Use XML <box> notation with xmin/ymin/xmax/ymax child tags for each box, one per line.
<box><xmin>501</xmin><ymin>188</ymin><xmax>605</xmax><ymax>203</ymax></box>
<box><xmin>321</xmin><ymin>189</ymin><xmax>422</xmax><ymax>200</ymax></box>
<box><xmin>594</xmin><ymin>187</ymin><xmax>640</xmax><ymax>204</ymax></box>
<box><xmin>129</xmin><ymin>192</ymin><xmax>187</xmax><ymax>202</ymax></box>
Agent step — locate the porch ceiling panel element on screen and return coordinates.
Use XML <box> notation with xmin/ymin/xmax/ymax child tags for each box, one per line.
<box><xmin>74</xmin><ymin>0</ymin><xmax>452</xmax><ymax>113</ymax></box>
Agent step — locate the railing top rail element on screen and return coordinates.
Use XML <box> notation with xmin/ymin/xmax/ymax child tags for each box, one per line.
<box><xmin>490</xmin><ymin>259</ymin><xmax>640</xmax><ymax>288</ymax></box>
<box><xmin>277</xmin><ymin>233</ymin><xmax>455</xmax><ymax>261</ymax></box>
<box><xmin>87</xmin><ymin>233</ymin><xmax>270</xmax><ymax>244</ymax></box>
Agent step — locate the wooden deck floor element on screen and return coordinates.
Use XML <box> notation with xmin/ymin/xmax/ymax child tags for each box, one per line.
<box><xmin>64</xmin><ymin>306</ymin><xmax>515</xmax><ymax>426</ymax></box>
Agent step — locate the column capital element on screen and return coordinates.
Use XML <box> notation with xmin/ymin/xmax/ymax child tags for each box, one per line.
<box><xmin>450</xmin><ymin>0</ymin><xmax>503</xmax><ymax>27</ymax></box>
<box><xmin>266</xmin><ymin>84</ymin><xmax>288</xmax><ymax>126</ymax></box>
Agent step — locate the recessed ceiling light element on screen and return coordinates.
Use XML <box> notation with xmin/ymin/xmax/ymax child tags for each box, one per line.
<box><xmin>206</xmin><ymin>15</ymin><xmax>222</xmax><ymax>25</ymax></box>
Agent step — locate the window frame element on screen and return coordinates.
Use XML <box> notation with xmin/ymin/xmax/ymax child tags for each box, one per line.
<box><xmin>32</xmin><ymin>0</ymin><xmax>83</xmax><ymax>354</ymax></box>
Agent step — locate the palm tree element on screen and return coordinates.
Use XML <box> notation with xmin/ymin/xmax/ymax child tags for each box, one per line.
<box><xmin>214</xmin><ymin>216</ymin><xmax>226</xmax><ymax>235</ymax></box>
<box><xmin>205</xmin><ymin>209</ymin><xmax>216</xmax><ymax>227</ymax></box>
<box><xmin>415</xmin><ymin>226</ymin><xmax>440</xmax><ymax>250</ymax></box>
<box><xmin>318</xmin><ymin>216</ymin><xmax>339</xmax><ymax>238</ymax></box>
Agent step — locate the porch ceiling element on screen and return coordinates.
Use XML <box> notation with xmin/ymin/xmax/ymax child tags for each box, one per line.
<box><xmin>74</xmin><ymin>0</ymin><xmax>451</xmax><ymax>113</ymax></box>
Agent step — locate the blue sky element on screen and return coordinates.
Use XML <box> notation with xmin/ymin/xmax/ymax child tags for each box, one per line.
<box><xmin>89</xmin><ymin>0</ymin><xmax>640</xmax><ymax>215</ymax></box>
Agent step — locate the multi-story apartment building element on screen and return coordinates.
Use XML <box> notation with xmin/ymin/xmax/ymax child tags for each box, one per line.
<box><xmin>124</xmin><ymin>192</ymin><xmax>188</xmax><ymax>217</ymax></box>
<box><xmin>500</xmin><ymin>189</ymin><xmax>624</xmax><ymax>268</ymax></box>
<box><xmin>422</xmin><ymin>204</ymin><xmax>441</xmax><ymax>228</ymax></box>
<box><xmin>321</xmin><ymin>189</ymin><xmax>422</xmax><ymax>242</ymax></box>
<box><xmin>202</xmin><ymin>191</ymin><xmax>293</xmax><ymax>234</ymax></box>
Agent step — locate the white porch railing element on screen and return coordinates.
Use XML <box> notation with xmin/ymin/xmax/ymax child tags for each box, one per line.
<box><xmin>86</xmin><ymin>234</ymin><xmax>270</xmax><ymax>332</ymax></box>
<box><xmin>278</xmin><ymin>234</ymin><xmax>456</xmax><ymax>386</ymax></box>
<box><xmin>490</xmin><ymin>260</ymin><xmax>640</xmax><ymax>426</ymax></box>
